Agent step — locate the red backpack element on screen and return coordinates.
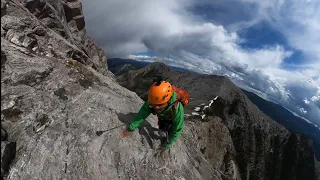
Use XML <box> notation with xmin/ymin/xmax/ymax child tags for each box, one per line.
<box><xmin>164</xmin><ymin>85</ymin><xmax>189</xmax><ymax>118</ymax></box>
<box><xmin>172</xmin><ymin>85</ymin><xmax>189</xmax><ymax>106</ymax></box>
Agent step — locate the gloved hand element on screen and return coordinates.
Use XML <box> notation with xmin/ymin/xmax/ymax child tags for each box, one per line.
<box><xmin>120</xmin><ymin>130</ymin><xmax>133</xmax><ymax>138</ymax></box>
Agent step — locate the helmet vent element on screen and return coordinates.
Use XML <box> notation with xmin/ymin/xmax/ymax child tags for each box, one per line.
<box><xmin>162</xmin><ymin>94</ymin><xmax>168</xmax><ymax>100</ymax></box>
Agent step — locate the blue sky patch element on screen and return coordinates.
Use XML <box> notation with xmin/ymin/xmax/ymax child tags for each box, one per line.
<box><xmin>281</xmin><ymin>50</ymin><xmax>306</xmax><ymax>71</ymax></box>
<box><xmin>238</xmin><ymin>21</ymin><xmax>288</xmax><ymax>49</ymax></box>
<box><xmin>237</xmin><ymin>21</ymin><xmax>307</xmax><ymax>71</ymax></box>
<box><xmin>188</xmin><ymin>1</ymin><xmax>258</xmax><ymax>27</ymax></box>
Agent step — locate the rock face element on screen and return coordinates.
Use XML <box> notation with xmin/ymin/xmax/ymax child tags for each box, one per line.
<box><xmin>316</xmin><ymin>160</ymin><xmax>320</xmax><ymax>180</ymax></box>
<box><xmin>117</xmin><ymin>62</ymin><xmax>320</xmax><ymax>180</ymax></box>
<box><xmin>3</xmin><ymin>0</ymin><xmax>108</xmax><ymax>75</ymax></box>
<box><xmin>1</xmin><ymin>0</ymin><xmax>245</xmax><ymax>180</ymax></box>
<box><xmin>241</xmin><ymin>89</ymin><xmax>320</xmax><ymax>159</ymax></box>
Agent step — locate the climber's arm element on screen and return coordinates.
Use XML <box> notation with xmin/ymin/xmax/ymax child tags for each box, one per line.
<box><xmin>128</xmin><ymin>101</ymin><xmax>151</xmax><ymax>131</ymax></box>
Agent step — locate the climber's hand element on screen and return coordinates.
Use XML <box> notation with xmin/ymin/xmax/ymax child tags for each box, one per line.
<box><xmin>162</xmin><ymin>140</ymin><xmax>172</xmax><ymax>148</ymax></box>
<box><xmin>120</xmin><ymin>130</ymin><xmax>133</xmax><ymax>138</ymax></box>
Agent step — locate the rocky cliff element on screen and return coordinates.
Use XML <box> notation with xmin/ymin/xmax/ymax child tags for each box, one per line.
<box><xmin>1</xmin><ymin>0</ymin><xmax>319</xmax><ymax>180</ymax></box>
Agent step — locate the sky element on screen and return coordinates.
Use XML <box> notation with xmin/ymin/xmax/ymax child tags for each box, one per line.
<box><xmin>82</xmin><ymin>0</ymin><xmax>320</xmax><ymax>126</ymax></box>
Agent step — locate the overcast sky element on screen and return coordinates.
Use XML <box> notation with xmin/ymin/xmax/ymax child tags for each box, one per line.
<box><xmin>82</xmin><ymin>0</ymin><xmax>320</xmax><ymax>126</ymax></box>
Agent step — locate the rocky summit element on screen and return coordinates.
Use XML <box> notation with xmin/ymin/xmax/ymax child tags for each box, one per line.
<box><xmin>1</xmin><ymin>0</ymin><xmax>319</xmax><ymax>180</ymax></box>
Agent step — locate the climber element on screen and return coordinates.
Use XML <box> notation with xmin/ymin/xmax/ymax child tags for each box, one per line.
<box><xmin>120</xmin><ymin>79</ymin><xmax>189</xmax><ymax>149</ymax></box>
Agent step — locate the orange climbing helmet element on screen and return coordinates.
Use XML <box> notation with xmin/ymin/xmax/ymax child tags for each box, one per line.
<box><xmin>148</xmin><ymin>81</ymin><xmax>173</xmax><ymax>105</ymax></box>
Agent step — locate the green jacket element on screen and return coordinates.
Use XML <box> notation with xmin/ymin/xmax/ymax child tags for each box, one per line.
<box><xmin>128</xmin><ymin>91</ymin><xmax>184</xmax><ymax>148</ymax></box>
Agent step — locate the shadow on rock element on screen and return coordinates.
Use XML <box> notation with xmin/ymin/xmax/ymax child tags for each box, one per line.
<box><xmin>117</xmin><ymin>113</ymin><xmax>163</xmax><ymax>149</ymax></box>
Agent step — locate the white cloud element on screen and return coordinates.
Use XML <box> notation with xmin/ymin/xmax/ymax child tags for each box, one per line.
<box><xmin>311</xmin><ymin>90</ymin><xmax>320</xmax><ymax>102</ymax></box>
<box><xmin>299</xmin><ymin>108</ymin><xmax>307</xmax><ymax>114</ymax></box>
<box><xmin>304</xmin><ymin>98</ymin><xmax>310</xmax><ymax>104</ymax></box>
<box><xmin>235</xmin><ymin>0</ymin><xmax>320</xmax><ymax>63</ymax></box>
<box><xmin>127</xmin><ymin>55</ymin><xmax>154</xmax><ymax>60</ymax></box>
<box><xmin>311</xmin><ymin>96</ymin><xmax>320</xmax><ymax>102</ymax></box>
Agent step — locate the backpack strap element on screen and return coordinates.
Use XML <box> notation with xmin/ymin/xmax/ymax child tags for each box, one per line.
<box><xmin>167</xmin><ymin>100</ymin><xmax>179</xmax><ymax>118</ymax></box>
